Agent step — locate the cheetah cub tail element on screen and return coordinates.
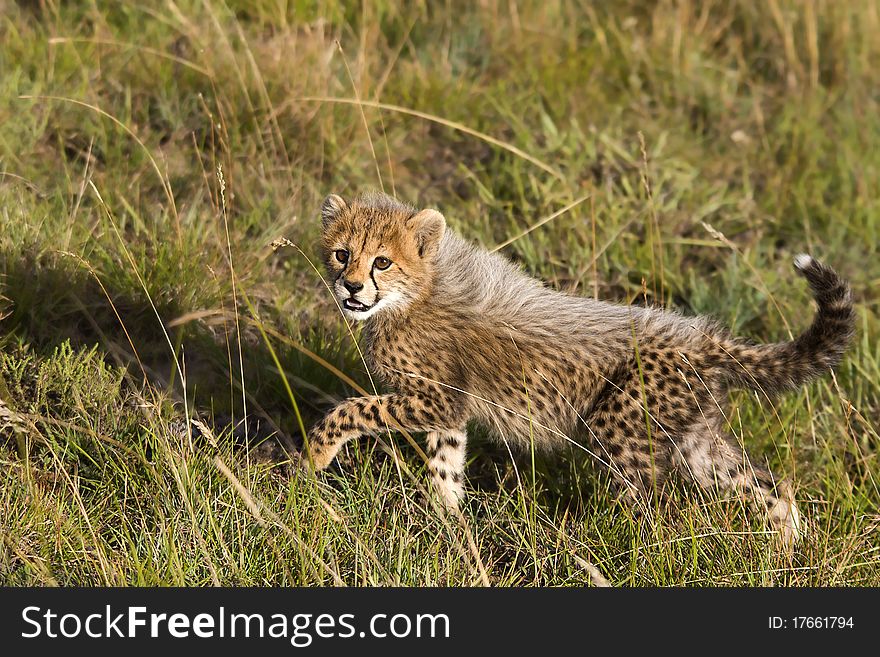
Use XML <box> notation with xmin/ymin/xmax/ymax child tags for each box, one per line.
<box><xmin>717</xmin><ymin>254</ymin><xmax>855</xmax><ymax>395</ymax></box>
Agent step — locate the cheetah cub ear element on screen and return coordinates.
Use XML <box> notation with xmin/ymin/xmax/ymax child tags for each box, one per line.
<box><xmin>406</xmin><ymin>208</ymin><xmax>445</xmax><ymax>259</ymax></box>
<box><xmin>321</xmin><ymin>194</ymin><xmax>348</xmax><ymax>229</ymax></box>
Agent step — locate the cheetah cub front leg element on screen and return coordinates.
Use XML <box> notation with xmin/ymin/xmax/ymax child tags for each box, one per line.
<box><xmin>426</xmin><ymin>429</ymin><xmax>468</xmax><ymax>510</ymax></box>
<box><xmin>302</xmin><ymin>392</ymin><xmax>471</xmax><ymax>512</ymax></box>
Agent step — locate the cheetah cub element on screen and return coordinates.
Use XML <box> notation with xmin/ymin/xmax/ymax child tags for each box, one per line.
<box><xmin>307</xmin><ymin>192</ymin><xmax>854</xmax><ymax>546</ymax></box>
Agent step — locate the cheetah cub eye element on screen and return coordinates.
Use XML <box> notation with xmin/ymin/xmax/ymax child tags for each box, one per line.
<box><xmin>374</xmin><ymin>256</ymin><xmax>392</xmax><ymax>270</ymax></box>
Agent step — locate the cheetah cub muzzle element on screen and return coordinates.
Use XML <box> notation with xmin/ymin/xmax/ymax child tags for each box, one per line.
<box><xmin>305</xmin><ymin>192</ymin><xmax>854</xmax><ymax>548</ymax></box>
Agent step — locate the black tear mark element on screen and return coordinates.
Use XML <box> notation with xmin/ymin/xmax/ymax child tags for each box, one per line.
<box><xmin>369</xmin><ymin>267</ymin><xmax>380</xmax><ymax>304</ymax></box>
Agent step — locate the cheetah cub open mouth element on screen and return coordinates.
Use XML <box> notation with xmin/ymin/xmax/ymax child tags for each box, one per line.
<box><xmin>342</xmin><ymin>298</ymin><xmax>371</xmax><ymax>312</ymax></box>
<box><xmin>307</xmin><ymin>191</ymin><xmax>855</xmax><ymax>551</ymax></box>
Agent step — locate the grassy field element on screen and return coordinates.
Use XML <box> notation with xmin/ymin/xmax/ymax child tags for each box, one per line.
<box><xmin>1</xmin><ymin>0</ymin><xmax>878</xmax><ymax>586</ymax></box>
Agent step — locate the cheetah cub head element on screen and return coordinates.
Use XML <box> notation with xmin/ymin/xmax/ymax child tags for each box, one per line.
<box><xmin>320</xmin><ymin>192</ymin><xmax>445</xmax><ymax>320</ymax></box>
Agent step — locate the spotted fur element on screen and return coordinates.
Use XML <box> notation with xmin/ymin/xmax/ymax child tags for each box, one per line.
<box><xmin>306</xmin><ymin>192</ymin><xmax>855</xmax><ymax>547</ymax></box>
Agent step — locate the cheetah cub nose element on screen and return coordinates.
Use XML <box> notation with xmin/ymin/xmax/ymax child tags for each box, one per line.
<box><xmin>343</xmin><ymin>280</ymin><xmax>364</xmax><ymax>294</ymax></box>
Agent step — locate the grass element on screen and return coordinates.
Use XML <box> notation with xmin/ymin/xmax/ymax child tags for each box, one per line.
<box><xmin>0</xmin><ymin>0</ymin><xmax>878</xmax><ymax>586</ymax></box>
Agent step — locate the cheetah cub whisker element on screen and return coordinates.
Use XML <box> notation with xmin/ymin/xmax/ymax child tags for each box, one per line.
<box><xmin>306</xmin><ymin>192</ymin><xmax>854</xmax><ymax>549</ymax></box>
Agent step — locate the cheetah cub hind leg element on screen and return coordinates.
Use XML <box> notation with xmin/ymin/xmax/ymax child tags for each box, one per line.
<box><xmin>763</xmin><ymin>479</ymin><xmax>801</xmax><ymax>550</ymax></box>
<box><xmin>674</xmin><ymin>428</ymin><xmax>802</xmax><ymax>549</ymax></box>
<box><xmin>722</xmin><ymin>468</ymin><xmax>802</xmax><ymax>550</ymax></box>
<box><xmin>426</xmin><ymin>429</ymin><xmax>467</xmax><ymax>510</ymax></box>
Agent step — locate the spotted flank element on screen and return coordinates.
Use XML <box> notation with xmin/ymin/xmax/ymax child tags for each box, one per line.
<box><xmin>306</xmin><ymin>192</ymin><xmax>855</xmax><ymax>550</ymax></box>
